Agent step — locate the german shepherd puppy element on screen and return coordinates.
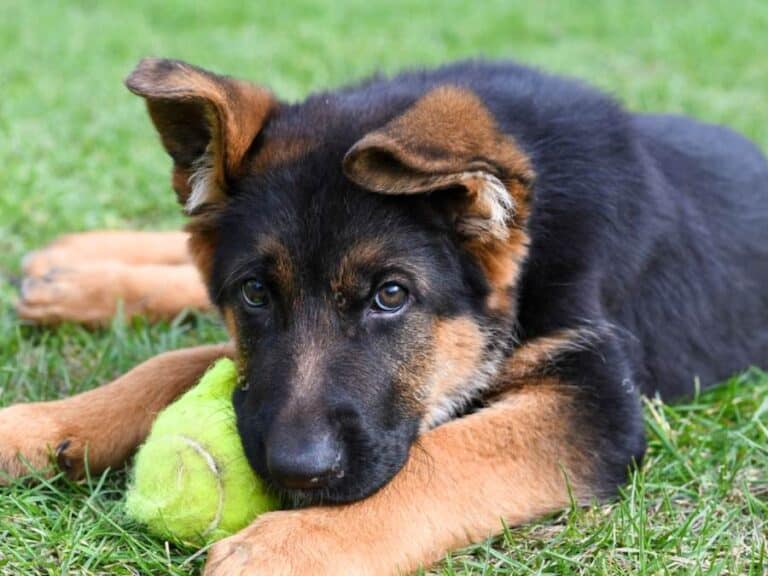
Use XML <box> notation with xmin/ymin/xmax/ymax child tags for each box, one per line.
<box><xmin>2</xmin><ymin>58</ymin><xmax>767</xmax><ymax>575</ymax></box>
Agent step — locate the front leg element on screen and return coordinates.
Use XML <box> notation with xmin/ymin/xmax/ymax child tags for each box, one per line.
<box><xmin>0</xmin><ymin>343</ymin><xmax>232</xmax><ymax>481</ymax></box>
<box><xmin>206</xmin><ymin>342</ymin><xmax>646</xmax><ymax>575</ymax></box>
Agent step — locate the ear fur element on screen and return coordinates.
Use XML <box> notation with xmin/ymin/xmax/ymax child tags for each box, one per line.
<box><xmin>126</xmin><ymin>58</ymin><xmax>277</xmax><ymax>214</ymax></box>
<box><xmin>343</xmin><ymin>86</ymin><xmax>533</xmax><ymax>242</ymax></box>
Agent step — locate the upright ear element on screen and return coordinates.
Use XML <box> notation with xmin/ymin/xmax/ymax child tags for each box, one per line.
<box><xmin>343</xmin><ymin>86</ymin><xmax>535</xmax><ymax>311</ymax></box>
<box><xmin>125</xmin><ymin>58</ymin><xmax>277</xmax><ymax>214</ymax></box>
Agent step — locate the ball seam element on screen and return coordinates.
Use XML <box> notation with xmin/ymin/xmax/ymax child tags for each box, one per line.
<box><xmin>178</xmin><ymin>435</ymin><xmax>224</xmax><ymax>537</ymax></box>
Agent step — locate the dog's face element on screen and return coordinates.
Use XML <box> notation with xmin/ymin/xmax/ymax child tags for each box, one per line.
<box><xmin>127</xmin><ymin>59</ymin><xmax>533</xmax><ymax>504</ymax></box>
<box><xmin>214</xmin><ymin>173</ymin><xmax>480</xmax><ymax>503</ymax></box>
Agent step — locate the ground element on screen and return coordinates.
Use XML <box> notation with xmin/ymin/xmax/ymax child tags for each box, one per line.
<box><xmin>0</xmin><ymin>0</ymin><xmax>766</xmax><ymax>574</ymax></box>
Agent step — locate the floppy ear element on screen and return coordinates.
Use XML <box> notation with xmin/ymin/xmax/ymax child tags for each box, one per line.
<box><xmin>125</xmin><ymin>58</ymin><xmax>277</xmax><ymax>214</ymax></box>
<box><xmin>343</xmin><ymin>86</ymin><xmax>533</xmax><ymax>242</ymax></box>
<box><xmin>343</xmin><ymin>86</ymin><xmax>534</xmax><ymax>311</ymax></box>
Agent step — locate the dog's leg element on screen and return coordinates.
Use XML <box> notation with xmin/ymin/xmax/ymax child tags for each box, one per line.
<box><xmin>17</xmin><ymin>230</ymin><xmax>209</xmax><ymax>325</ymax></box>
<box><xmin>204</xmin><ymin>342</ymin><xmax>644</xmax><ymax>576</ymax></box>
<box><xmin>17</xmin><ymin>261</ymin><xmax>211</xmax><ymax>325</ymax></box>
<box><xmin>22</xmin><ymin>231</ymin><xmax>192</xmax><ymax>276</ymax></box>
<box><xmin>0</xmin><ymin>343</ymin><xmax>232</xmax><ymax>481</ymax></box>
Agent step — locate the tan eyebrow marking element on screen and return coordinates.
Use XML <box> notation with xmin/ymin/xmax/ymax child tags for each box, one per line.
<box><xmin>332</xmin><ymin>239</ymin><xmax>434</xmax><ymax>300</ymax></box>
<box><xmin>256</xmin><ymin>236</ymin><xmax>294</xmax><ymax>295</ymax></box>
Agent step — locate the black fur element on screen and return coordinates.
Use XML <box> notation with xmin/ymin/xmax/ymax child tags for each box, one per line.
<box><xmin>205</xmin><ymin>60</ymin><xmax>767</xmax><ymax>505</ymax></box>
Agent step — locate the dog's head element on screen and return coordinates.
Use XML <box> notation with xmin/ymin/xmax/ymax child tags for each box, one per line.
<box><xmin>127</xmin><ymin>59</ymin><xmax>534</xmax><ymax>504</ymax></box>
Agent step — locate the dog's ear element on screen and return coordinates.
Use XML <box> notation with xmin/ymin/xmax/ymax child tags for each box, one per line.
<box><xmin>343</xmin><ymin>86</ymin><xmax>533</xmax><ymax>242</ymax></box>
<box><xmin>126</xmin><ymin>58</ymin><xmax>276</xmax><ymax>214</ymax></box>
<box><xmin>343</xmin><ymin>86</ymin><xmax>534</xmax><ymax>310</ymax></box>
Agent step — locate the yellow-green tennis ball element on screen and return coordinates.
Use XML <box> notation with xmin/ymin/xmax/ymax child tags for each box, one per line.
<box><xmin>125</xmin><ymin>358</ymin><xmax>278</xmax><ymax>546</ymax></box>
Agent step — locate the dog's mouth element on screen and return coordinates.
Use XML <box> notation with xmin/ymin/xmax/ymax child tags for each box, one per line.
<box><xmin>268</xmin><ymin>475</ymin><xmax>355</xmax><ymax>509</ymax></box>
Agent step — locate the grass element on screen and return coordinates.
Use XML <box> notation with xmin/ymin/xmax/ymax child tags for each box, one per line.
<box><xmin>0</xmin><ymin>0</ymin><xmax>766</xmax><ymax>573</ymax></box>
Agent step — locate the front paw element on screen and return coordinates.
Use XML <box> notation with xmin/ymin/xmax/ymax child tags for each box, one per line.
<box><xmin>0</xmin><ymin>403</ymin><xmax>82</xmax><ymax>483</ymax></box>
<box><xmin>204</xmin><ymin>510</ymin><xmax>376</xmax><ymax>576</ymax></box>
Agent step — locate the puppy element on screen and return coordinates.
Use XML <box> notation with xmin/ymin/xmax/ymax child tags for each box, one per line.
<box><xmin>3</xmin><ymin>58</ymin><xmax>767</xmax><ymax>575</ymax></box>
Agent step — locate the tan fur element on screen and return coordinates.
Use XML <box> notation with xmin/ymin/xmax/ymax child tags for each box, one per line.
<box><xmin>344</xmin><ymin>86</ymin><xmax>533</xmax><ymax>196</ymax></box>
<box><xmin>0</xmin><ymin>344</ymin><xmax>232</xmax><ymax>481</ymax></box>
<box><xmin>334</xmin><ymin>240</ymin><xmax>386</xmax><ymax>294</ymax></box>
<box><xmin>186</xmin><ymin>216</ymin><xmax>220</xmax><ymax>286</ymax></box>
<box><xmin>222</xmin><ymin>307</ymin><xmax>239</xmax><ymax>349</ymax></box>
<box><xmin>259</xmin><ymin>236</ymin><xmax>295</xmax><ymax>299</ymax></box>
<box><xmin>17</xmin><ymin>261</ymin><xmax>211</xmax><ymax>326</ymax></box>
<box><xmin>420</xmin><ymin>317</ymin><xmax>486</xmax><ymax>426</ymax></box>
<box><xmin>22</xmin><ymin>231</ymin><xmax>192</xmax><ymax>276</ymax></box>
<box><xmin>204</xmin><ymin>375</ymin><xmax>592</xmax><ymax>576</ymax></box>
<box><xmin>18</xmin><ymin>230</ymin><xmax>210</xmax><ymax>325</ymax></box>
<box><xmin>465</xmin><ymin>220</ymin><xmax>530</xmax><ymax>312</ymax></box>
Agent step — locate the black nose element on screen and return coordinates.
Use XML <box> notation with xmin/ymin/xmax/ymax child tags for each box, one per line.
<box><xmin>265</xmin><ymin>422</ymin><xmax>345</xmax><ymax>490</ymax></box>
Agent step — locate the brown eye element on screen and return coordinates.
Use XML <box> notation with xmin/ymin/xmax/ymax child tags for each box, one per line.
<box><xmin>373</xmin><ymin>282</ymin><xmax>408</xmax><ymax>312</ymax></box>
<box><xmin>242</xmin><ymin>279</ymin><xmax>269</xmax><ymax>308</ymax></box>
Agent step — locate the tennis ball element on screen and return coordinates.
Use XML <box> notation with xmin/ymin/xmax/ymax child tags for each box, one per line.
<box><xmin>125</xmin><ymin>358</ymin><xmax>278</xmax><ymax>545</ymax></box>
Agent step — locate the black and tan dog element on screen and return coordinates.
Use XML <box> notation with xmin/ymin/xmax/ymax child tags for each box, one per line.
<box><xmin>3</xmin><ymin>58</ymin><xmax>768</xmax><ymax>574</ymax></box>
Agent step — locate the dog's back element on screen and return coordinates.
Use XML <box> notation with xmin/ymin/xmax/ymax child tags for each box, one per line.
<box><xmin>610</xmin><ymin>115</ymin><xmax>768</xmax><ymax>396</ymax></box>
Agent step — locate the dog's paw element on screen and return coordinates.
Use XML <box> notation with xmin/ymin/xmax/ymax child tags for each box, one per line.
<box><xmin>0</xmin><ymin>403</ymin><xmax>83</xmax><ymax>483</ymax></box>
<box><xmin>21</xmin><ymin>233</ymin><xmax>101</xmax><ymax>278</ymax></box>
<box><xmin>204</xmin><ymin>510</ymin><xmax>376</xmax><ymax>576</ymax></box>
<box><xmin>21</xmin><ymin>249</ymin><xmax>58</xmax><ymax>279</ymax></box>
<box><xmin>16</xmin><ymin>262</ymin><xmax>128</xmax><ymax>326</ymax></box>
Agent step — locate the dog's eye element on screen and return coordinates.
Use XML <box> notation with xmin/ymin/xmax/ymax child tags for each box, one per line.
<box><xmin>241</xmin><ymin>279</ymin><xmax>269</xmax><ymax>308</ymax></box>
<box><xmin>373</xmin><ymin>282</ymin><xmax>408</xmax><ymax>312</ymax></box>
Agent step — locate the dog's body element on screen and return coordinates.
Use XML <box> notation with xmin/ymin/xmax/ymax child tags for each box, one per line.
<box><xmin>3</xmin><ymin>59</ymin><xmax>768</xmax><ymax>574</ymax></box>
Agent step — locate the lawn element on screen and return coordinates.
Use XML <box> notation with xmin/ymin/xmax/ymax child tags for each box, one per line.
<box><xmin>0</xmin><ymin>0</ymin><xmax>766</xmax><ymax>574</ymax></box>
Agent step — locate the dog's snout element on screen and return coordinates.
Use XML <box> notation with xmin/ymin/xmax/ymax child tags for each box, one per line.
<box><xmin>265</xmin><ymin>421</ymin><xmax>345</xmax><ymax>490</ymax></box>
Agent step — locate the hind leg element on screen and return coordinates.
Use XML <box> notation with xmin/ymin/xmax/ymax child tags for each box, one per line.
<box><xmin>17</xmin><ymin>261</ymin><xmax>211</xmax><ymax>326</ymax></box>
<box><xmin>17</xmin><ymin>230</ymin><xmax>210</xmax><ymax>325</ymax></box>
<box><xmin>21</xmin><ymin>230</ymin><xmax>192</xmax><ymax>276</ymax></box>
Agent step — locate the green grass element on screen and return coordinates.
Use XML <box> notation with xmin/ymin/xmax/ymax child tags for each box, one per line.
<box><xmin>0</xmin><ymin>0</ymin><xmax>766</xmax><ymax>574</ymax></box>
